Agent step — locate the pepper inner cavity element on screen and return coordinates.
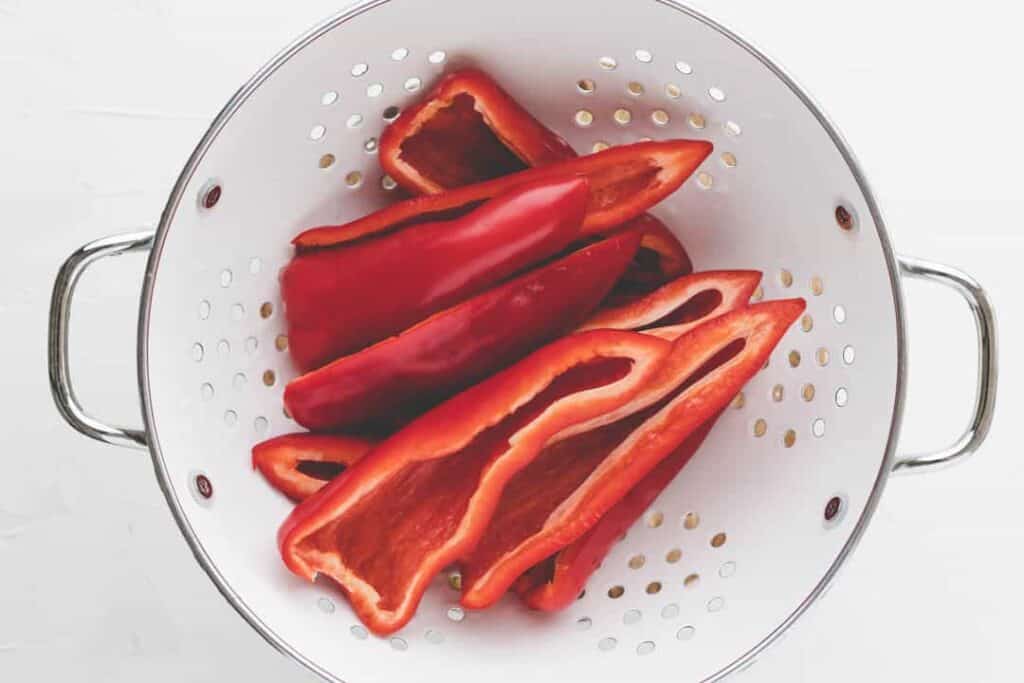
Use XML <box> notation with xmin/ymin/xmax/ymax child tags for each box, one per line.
<box><xmin>295</xmin><ymin>460</ymin><xmax>350</xmax><ymax>481</ymax></box>
<box><xmin>299</xmin><ymin>356</ymin><xmax>633</xmax><ymax>612</ymax></box>
<box><xmin>466</xmin><ymin>337</ymin><xmax>747</xmax><ymax>587</ymax></box>
<box><xmin>641</xmin><ymin>288</ymin><xmax>724</xmax><ymax>329</ymax></box>
<box><xmin>399</xmin><ymin>93</ymin><xmax>530</xmax><ymax>188</ymax></box>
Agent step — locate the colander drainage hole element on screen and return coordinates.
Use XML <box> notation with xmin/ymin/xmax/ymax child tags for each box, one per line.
<box><xmin>724</xmin><ymin>120</ymin><xmax>742</xmax><ymax>136</ymax></box>
<box><xmin>599</xmin><ymin>56</ymin><xmax>617</xmax><ymax>70</ymax></box>
<box><xmin>383</xmin><ymin>106</ymin><xmax>400</xmax><ymax>122</ymax></box>
<box><xmin>346</xmin><ymin>114</ymin><xmax>363</xmax><ymax>129</ymax></box>
<box><xmin>676</xmin><ymin>625</ymin><xmax>696</xmax><ymax>641</ymax></box>
<box><xmin>404</xmin><ymin>77</ymin><xmax>422</xmax><ymax>92</ymax></box>
<box><xmin>309</xmin><ymin>125</ymin><xmax>326</xmax><ymax>141</ymax></box>
<box><xmin>812</xmin><ymin>418</ymin><xmax>826</xmax><ymax>438</ymax></box>
<box><xmin>683</xmin><ymin>512</ymin><xmax>700</xmax><ymax>530</ymax></box>
<box><xmin>231</xmin><ymin>303</ymin><xmax>245</xmax><ymax>321</ymax></box>
<box><xmin>665</xmin><ymin>83</ymin><xmax>682</xmax><ymax>98</ymax></box>
<box><xmin>219</xmin><ymin>269</ymin><xmax>232</xmax><ymax>288</ymax></box>
<box><xmin>351</xmin><ymin>63</ymin><xmax>368</xmax><ymax>77</ymax></box>
<box><xmin>254</xmin><ymin>416</ymin><xmax>269</xmax><ymax>434</ymax></box>
<box><xmin>708</xmin><ymin>87</ymin><xmax>726</xmax><ymax>102</ymax></box>
<box><xmin>381</xmin><ymin>175</ymin><xmax>398</xmax><ymax>191</ymax></box>
<box><xmin>576</xmin><ymin>617</ymin><xmax>592</xmax><ymax>631</ymax></box>
<box><xmin>719</xmin><ymin>561</ymin><xmax>737</xmax><ymax>578</ymax></box>
<box><xmin>366</xmin><ymin>82</ymin><xmax>383</xmax><ymax>98</ymax></box>
<box><xmin>425</xmin><ymin>629</ymin><xmax>445</xmax><ymax>644</ymax></box>
<box><xmin>232</xmin><ymin>373</ymin><xmax>247</xmax><ymax>390</ymax></box>
<box><xmin>661</xmin><ymin>603</ymin><xmax>680</xmax><ymax>619</ymax></box>
<box><xmin>675</xmin><ymin>60</ymin><xmax>693</xmax><ymax>75</ymax></box>
<box><xmin>843</xmin><ymin>345</ymin><xmax>856</xmax><ymax>365</ymax></box>
<box><xmin>350</xmin><ymin>624</ymin><xmax>368</xmax><ymax>640</ymax></box>
<box><xmin>597</xmin><ymin>637</ymin><xmax>617</xmax><ymax>652</ymax></box>
<box><xmin>320</xmin><ymin>90</ymin><xmax>338</xmax><ymax>106</ymax></box>
<box><xmin>707</xmin><ymin>597</ymin><xmax>725</xmax><ymax>613</ymax></box>
<box><xmin>245</xmin><ymin>337</ymin><xmax>258</xmax><ymax>354</ymax></box>
<box><xmin>390</xmin><ymin>637</ymin><xmax>408</xmax><ymax>652</ymax></box>
<box><xmin>191</xmin><ymin>343</ymin><xmax>204</xmax><ymax>362</ymax></box>
<box><xmin>391</xmin><ymin>47</ymin><xmax>409</xmax><ymax>61</ymax></box>
<box><xmin>646</xmin><ymin>581</ymin><xmax>662</xmax><ymax>595</ymax></box>
<box><xmin>835</xmin><ymin>387</ymin><xmax>849</xmax><ymax>407</ymax></box>
<box><xmin>223</xmin><ymin>410</ymin><xmax>238</xmax><ymax>427</ymax></box>
<box><xmin>637</xmin><ymin>641</ymin><xmax>656</xmax><ymax>655</ymax></box>
<box><xmin>833</xmin><ymin>304</ymin><xmax>847</xmax><ymax>324</ymax></box>
<box><xmin>608</xmin><ymin>585</ymin><xmax>624</xmax><ymax>599</ymax></box>
<box><xmin>646</xmin><ymin>510</ymin><xmax>664</xmax><ymax>528</ymax></box>
<box><xmin>198</xmin><ymin>300</ymin><xmax>211</xmax><ymax>319</ymax></box>
<box><xmin>427</xmin><ymin>50</ymin><xmax>447</xmax><ymax>65</ymax></box>
<box><xmin>665</xmin><ymin>548</ymin><xmax>682</xmax><ymax>564</ymax></box>
<box><xmin>710</xmin><ymin>532</ymin><xmax>727</xmax><ymax>548</ymax></box>
<box><xmin>446</xmin><ymin>606</ymin><xmax>465</xmax><ymax>622</ymax></box>
<box><xmin>200</xmin><ymin>383</ymin><xmax>214</xmax><ymax>401</ymax></box>
<box><xmin>684</xmin><ymin>574</ymin><xmax>700</xmax><ymax>589</ymax></box>
<box><xmin>317</xmin><ymin>597</ymin><xmax>335</xmax><ymax>614</ymax></box>
<box><xmin>687</xmin><ymin>112</ymin><xmax>706</xmax><ymax>130</ymax></box>
<box><xmin>364</xmin><ymin>137</ymin><xmax>378</xmax><ymax>153</ymax></box>
<box><xmin>721</xmin><ymin>152</ymin><xmax>737</xmax><ymax>168</ymax></box>
<box><xmin>623</xmin><ymin>609</ymin><xmax>641</xmax><ymax>625</ymax></box>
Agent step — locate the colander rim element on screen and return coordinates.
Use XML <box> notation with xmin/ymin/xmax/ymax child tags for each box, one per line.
<box><xmin>136</xmin><ymin>1</ymin><xmax>908</xmax><ymax>680</ymax></box>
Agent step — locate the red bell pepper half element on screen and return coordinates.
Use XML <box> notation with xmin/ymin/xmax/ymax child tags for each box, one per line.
<box><xmin>283</xmin><ymin>177</ymin><xmax>588</xmax><ymax>370</ymax></box>
<box><xmin>579</xmin><ymin>270</ymin><xmax>762</xmax><ymax>339</ymax></box>
<box><xmin>609</xmin><ymin>214</ymin><xmax>694</xmax><ymax>296</ymax></box>
<box><xmin>293</xmin><ymin>140</ymin><xmax>713</xmax><ymax>249</ymax></box>
<box><xmin>376</xmin><ymin>69</ymin><xmax>695</xmax><ymax>293</ymax></box>
<box><xmin>379</xmin><ymin>68</ymin><xmax>576</xmax><ymax>194</ymax></box>
<box><xmin>278</xmin><ymin>329</ymin><xmax>673</xmax><ymax>635</ymax></box>
<box><xmin>458</xmin><ymin>299</ymin><xmax>806</xmax><ymax>609</ymax></box>
<box><xmin>252</xmin><ymin>433</ymin><xmax>374</xmax><ymax>503</ymax></box>
<box><xmin>514</xmin><ymin>418</ymin><xmax>718</xmax><ymax>611</ymax></box>
<box><xmin>284</xmin><ymin>231</ymin><xmax>641</xmax><ymax>433</ymax></box>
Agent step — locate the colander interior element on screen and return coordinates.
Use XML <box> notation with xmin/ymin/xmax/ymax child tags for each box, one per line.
<box><xmin>142</xmin><ymin>1</ymin><xmax>902</xmax><ymax>681</ymax></box>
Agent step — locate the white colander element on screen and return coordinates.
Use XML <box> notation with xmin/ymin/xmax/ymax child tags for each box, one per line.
<box><xmin>47</xmin><ymin>1</ymin><xmax>999</xmax><ymax>681</ymax></box>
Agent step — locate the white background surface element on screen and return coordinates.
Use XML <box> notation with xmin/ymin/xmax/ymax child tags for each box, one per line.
<box><xmin>1</xmin><ymin>1</ymin><xmax>1020</xmax><ymax>681</ymax></box>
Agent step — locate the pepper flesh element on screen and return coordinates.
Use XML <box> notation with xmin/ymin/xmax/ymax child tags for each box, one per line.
<box><xmin>278</xmin><ymin>330</ymin><xmax>673</xmax><ymax>635</ymax></box>
<box><xmin>283</xmin><ymin>177</ymin><xmax>588</xmax><ymax>370</ymax></box>
<box><xmin>579</xmin><ymin>270</ymin><xmax>762</xmax><ymax>339</ymax></box>
<box><xmin>514</xmin><ymin>419</ymin><xmax>718</xmax><ymax>611</ymax></box>
<box><xmin>379</xmin><ymin>68</ymin><xmax>575</xmax><ymax>194</ymax></box>
<box><xmin>459</xmin><ymin>299</ymin><xmax>806</xmax><ymax>608</ymax></box>
<box><xmin>284</xmin><ymin>231</ymin><xmax>641</xmax><ymax>433</ymax></box>
<box><xmin>252</xmin><ymin>433</ymin><xmax>374</xmax><ymax>503</ymax></box>
<box><xmin>293</xmin><ymin>140</ymin><xmax>713</xmax><ymax>248</ymax></box>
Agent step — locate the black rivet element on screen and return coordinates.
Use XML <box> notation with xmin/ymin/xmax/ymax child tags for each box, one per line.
<box><xmin>835</xmin><ymin>205</ymin><xmax>854</xmax><ymax>231</ymax></box>
<box><xmin>825</xmin><ymin>496</ymin><xmax>842</xmax><ymax>522</ymax></box>
<box><xmin>195</xmin><ymin>474</ymin><xmax>213</xmax><ymax>499</ymax></box>
<box><xmin>202</xmin><ymin>184</ymin><xmax>221</xmax><ymax>209</ymax></box>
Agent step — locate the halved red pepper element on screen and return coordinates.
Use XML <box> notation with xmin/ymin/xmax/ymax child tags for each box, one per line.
<box><xmin>283</xmin><ymin>177</ymin><xmax>588</xmax><ymax>370</ymax></box>
<box><xmin>278</xmin><ymin>329</ymin><xmax>673</xmax><ymax>635</ymax></box>
<box><xmin>608</xmin><ymin>214</ymin><xmax>694</xmax><ymax>296</ymax></box>
<box><xmin>284</xmin><ymin>231</ymin><xmax>641</xmax><ymax>433</ymax></box>
<box><xmin>379</xmin><ymin>68</ymin><xmax>576</xmax><ymax>194</ymax></box>
<box><xmin>458</xmin><ymin>299</ymin><xmax>806</xmax><ymax>608</ymax></box>
<box><xmin>374</xmin><ymin>70</ymin><xmax>696</xmax><ymax>291</ymax></box>
<box><xmin>252</xmin><ymin>433</ymin><xmax>374</xmax><ymax>503</ymax></box>
<box><xmin>513</xmin><ymin>418</ymin><xmax>718</xmax><ymax>611</ymax></box>
<box><xmin>579</xmin><ymin>270</ymin><xmax>762</xmax><ymax>339</ymax></box>
<box><xmin>293</xmin><ymin>140</ymin><xmax>713</xmax><ymax>248</ymax></box>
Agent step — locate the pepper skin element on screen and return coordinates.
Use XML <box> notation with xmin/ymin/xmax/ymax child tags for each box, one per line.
<box><xmin>283</xmin><ymin>177</ymin><xmax>588</xmax><ymax>370</ymax></box>
<box><xmin>459</xmin><ymin>299</ymin><xmax>806</xmax><ymax>609</ymax></box>
<box><xmin>284</xmin><ymin>231</ymin><xmax>641</xmax><ymax>433</ymax></box>
<box><xmin>293</xmin><ymin>140</ymin><xmax>713</xmax><ymax>249</ymax></box>
<box><xmin>379</xmin><ymin>68</ymin><xmax>576</xmax><ymax>194</ymax></box>
<box><xmin>278</xmin><ymin>329</ymin><xmax>673</xmax><ymax>635</ymax></box>
<box><xmin>252</xmin><ymin>433</ymin><xmax>374</xmax><ymax>503</ymax></box>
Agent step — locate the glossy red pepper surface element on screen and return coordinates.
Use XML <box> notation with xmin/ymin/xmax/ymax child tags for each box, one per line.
<box><xmin>278</xmin><ymin>330</ymin><xmax>672</xmax><ymax>635</ymax></box>
<box><xmin>283</xmin><ymin>177</ymin><xmax>588</xmax><ymax>370</ymax></box>
<box><xmin>459</xmin><ymin>299</ymin><xmax>805</xmax><ymax>608</ymax></box>
<box><xmin>252</xmin><ymin>433</ymin><xmax>374</xmax><ymax>503</ymax></box>
<box><xmin>284</xmin><ymin>231</ymin><xmax>641</xmax><ymax>433</ymax></box>
<box><xmin>293</xmin><ymin>140</ymin><xmax>713</xmax><ymax>249</ymax></box>
<box><xmin>379</xmin><ymin>68</ymin><xmax>575</xmax><ymax>194</ymax></box>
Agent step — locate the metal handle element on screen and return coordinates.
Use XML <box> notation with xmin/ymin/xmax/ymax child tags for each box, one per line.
<box><xmin>892</xmin><ymin>255</ymin><xmax>998</xmax><ymax>475</ymax></box>
<box><xmin>48</xmin><ymin>231</ymin><xmax>156</xmax><ymax>450</ymax></box>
